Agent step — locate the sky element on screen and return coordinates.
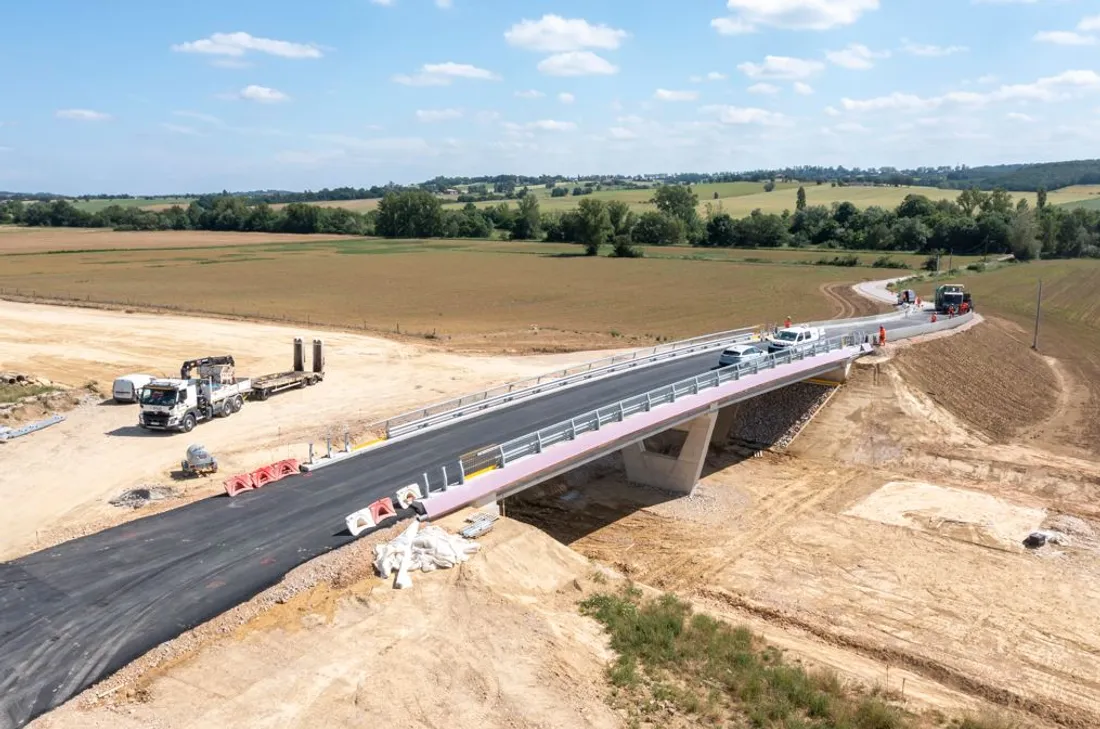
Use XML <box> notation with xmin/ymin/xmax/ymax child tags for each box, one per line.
<box><xmin>2</xmin><ymin>0</ymin><xmax>1099</xmax><ymax>194</ymax></box>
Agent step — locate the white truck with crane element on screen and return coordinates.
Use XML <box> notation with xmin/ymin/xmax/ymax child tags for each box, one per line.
<box><xmin>137</xmin><ymin>356</ymin><xmax>251</xmax><ymax>433</ymax></box>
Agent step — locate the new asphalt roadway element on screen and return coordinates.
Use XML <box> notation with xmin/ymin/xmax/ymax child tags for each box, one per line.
<box><xmin>0</xmin><ymin>315</ymin><xmax>910</xmax><ymax>729</ymax></box>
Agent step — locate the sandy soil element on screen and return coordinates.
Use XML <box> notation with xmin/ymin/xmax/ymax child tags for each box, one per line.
<box><xmin>507</xmin><ymin>347</ymin><xmax>1100</xmax><ymax>728</ymax></box>
<box><xmin>0</xmin><ymin>300</ymin><xmax>622</xmax><ymax>559</ymax></box>
<box><xmin>31</xmin><ymin>518</ymin><xmax>622</xmax><ymax>729</ymax></box>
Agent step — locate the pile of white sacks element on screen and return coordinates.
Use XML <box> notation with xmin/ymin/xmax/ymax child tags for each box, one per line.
<box><xmin>373</xmin><ymin>521</ymin><xmax>481</xmax><ymax>589</ymax></box>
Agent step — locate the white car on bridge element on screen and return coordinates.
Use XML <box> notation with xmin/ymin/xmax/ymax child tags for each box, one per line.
<box><xmin>717</xmin><ymin>344</ymin><xmax>767</xmax><ymax>368</ymax></box>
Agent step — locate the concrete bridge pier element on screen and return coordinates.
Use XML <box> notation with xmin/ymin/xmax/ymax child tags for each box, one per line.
<box><xmin>621</xmin><ymin>409</ymin><xmax>718</xmax><ymax>495</ymax></box>
<box><xmin>813</xmin><ymin>359</ymin><xmax>853</xmax><ymax>385</ymax></box>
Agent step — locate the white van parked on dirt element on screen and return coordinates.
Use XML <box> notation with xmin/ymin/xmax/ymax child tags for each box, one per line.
<box><xmin>112</xmin><ymin>374</ymin><xmax>156</xmax><ymax>404</ymax></box>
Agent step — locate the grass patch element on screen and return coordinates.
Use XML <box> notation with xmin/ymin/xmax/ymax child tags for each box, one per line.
<box><xmin>581</xmin><ymin>587</ymin><xmax>912</xmax><ymax>728</ymax></box>
<box><xmin>0</xmin><ymin>384</ymin><xmax>58</xmax><ymax>404</ymax></box>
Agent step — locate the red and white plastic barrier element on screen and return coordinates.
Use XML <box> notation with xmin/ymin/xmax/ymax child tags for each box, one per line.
<box><xmin>223</xmin><ymin>458</ymin><xmax>303</xmax><ymax>497</ymax></box>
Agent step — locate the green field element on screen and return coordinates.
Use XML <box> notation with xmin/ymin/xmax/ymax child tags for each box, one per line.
<box><xmin>70</xmin><ymin>197</ymin><xmax>195</xmax><ymax>212</ymax></box>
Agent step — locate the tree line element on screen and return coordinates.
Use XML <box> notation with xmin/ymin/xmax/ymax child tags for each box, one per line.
<box><xmin>2</xmin><ymin>185</ymin><xmax>1098</xmax><ymax>260</ymax></box>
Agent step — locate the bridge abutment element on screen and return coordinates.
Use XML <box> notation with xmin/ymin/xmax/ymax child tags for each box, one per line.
<box><xmin>621</xmin><ymin>410</ymin><xmax>717</xmax><ymax>495</ymax></box>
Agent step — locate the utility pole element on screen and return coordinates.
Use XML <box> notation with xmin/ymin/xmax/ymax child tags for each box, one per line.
<box><xmin>1032</xmin><ymin>279</ymin><xmax>1043</xmax><ymax>350</ymax></box>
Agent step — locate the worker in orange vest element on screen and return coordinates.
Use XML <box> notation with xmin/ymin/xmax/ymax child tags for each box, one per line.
<box><xmin>784</xmin><ymin>316</ymin><xmax>792</xmax><ymax>328</ymax></box>
<box><xmin>931</xmin><ymin>312</ymin><xmax>938</xmax><ymax>323</ymax></box>
<box><xmin>878</xmin><ymin>325</ymin><xmax>886</xmax><ymax>346</ymax></box>
<box><xmin>961</xmin><ymin>301</ymin><xmax>970</xmax><ymax>314</ymax></box>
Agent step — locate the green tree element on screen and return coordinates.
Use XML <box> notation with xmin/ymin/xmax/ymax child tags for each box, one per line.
<box><xmin>610</xmin><ymin>235</ymin><xmax>643</xmax><ymax>258</ymax></box>
<box><xmin>795</xmin><ymin>186</ymin><xmax>807</xmax><ymax>212</ymax></box>
<box><xmin>1036</xmin><ymin>187</ymin><xmax>1047</xmax><ymax>211</ymax></box>
<box><xmin>245</xmin><ymin>203</ymin><xmax>278</xmax><ymax>232</ymax></box>
<box><xmin>832</xmin><ymin>201</ymin><xmax>859</xmax><ymax>228</ymax></box>
<box><xmin>705</xmin><ymin>213</ymin><xmax>739</xmax><ymax>247</ymax></box>
<box><xmin>606</xmin><ymin>200</ymin><xmax>636</xmax><ymax>240</ymax></box>
<box><xmin>739</xmin><ymin>209</ymin><xmax>789</xmax><ymax>248</ymax></box>
<box><xmin>375</xmin><ymin>190</ymin><xmax>444</xmax><ymax>238</ymax></box>
<box><xmin>763</xmin><ymin>180</ymin><xmax>776</xmax><ymax>193</ymax></box>
<box><xmin>282</xmin><ymin>202</ymin><xmax>322</xmax><ymax>234</ymax></box>
<box><xmin>510</xmin><ymin>194</ymin><xmax>541</xmax><ymax>240</ymax></box>
<box><xmin>652</xmin><ymin>185</ymin><xmax>699</xmax><ymax>224</ymax></box>
<box><xmin>891</xmin><ymin>216</ymin><xmax>931</xmax><ymax>251</ymax></box>
<box><xmin>632</xmin><ymin>211</ymin><xmax>684</xmax><ymax>246</ymax></box>
<box><xmin>1008</xmin><ymin>210</ymin><xmax>1040</xmax><ymax>260</ymax></box>
<box><xmin>985</xmin><ymin>187</ymin><xmax>1014</xmax><ymax>215</ymax></box>
<box><xmin>956</xmin><ymin>187</ymin><xmax>989</xmax><ymax>217</ymax></box>
<box><xmin>896</xmin><ymin>194</ymin><xmax>935</xmax><ymax>219</ymax></box>
<box><xmin>577</xmin><ymin>198</ymin><xmax>612</xmax><ymax>256</ymax></box>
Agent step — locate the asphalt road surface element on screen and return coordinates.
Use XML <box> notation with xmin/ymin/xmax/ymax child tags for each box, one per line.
<box><xmin>0</xmin><ymin>316</ymin><xmax>907</xmax><ymax>729</ymax></box>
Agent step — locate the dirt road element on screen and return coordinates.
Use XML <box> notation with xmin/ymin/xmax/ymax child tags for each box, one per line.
<box><xmin>0</xmin><ymin>300</ymin><xmax>620</xmax><ymax>559</ymax></box>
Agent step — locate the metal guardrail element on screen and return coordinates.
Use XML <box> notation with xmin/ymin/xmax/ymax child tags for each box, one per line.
<box><xmin>379</xmin><ymin>325</ymin><xmax>760</xmax><ymax>438</ymax></box>
<box><xmin>415</xmin><ymin>331</ymin><xmax>865</xmax><ymax>496</ymax></box>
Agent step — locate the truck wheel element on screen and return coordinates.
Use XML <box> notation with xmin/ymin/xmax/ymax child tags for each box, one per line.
<box><xmin>181</xmin><ymin>414</ymin><xmax>196</xmax><ymax>433</ymax></box>
<box><xmin>256</xmin><ymin>389</ymin><xmax>269</xmax><ymax>401</ymax></box>
<box><xmin>232</xmin><ymin>395</ymin><xmax>243</xmax><ymax>412</ymax></box>
<box><xmin>306</xmin><ymin>377</ymin><xmax>317</xmax><ymax>386</ymax></box>
<box><xmin>221</xmin><ymin>402</ymin><xmax>232</xmax><ymax>419</ymax></box>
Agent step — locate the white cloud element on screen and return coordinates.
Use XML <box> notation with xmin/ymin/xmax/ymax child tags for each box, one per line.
<box><xmin>824</xmin><ymin>105</ymin><xmax>841</xmax><ymax>116</ymax></box>
<box><xmin>1080</xmin><ymin>15</ymin><xmax>1100</xmax><ymax>31</ymax></box>
<box><xmin>738</xmin><ymin>55</ymin><xmax>824</xmax><ymax>80</ymax></box>
<box><xmin>711</xmin><ymin>17</ymin><xmax>757</xmax><ymax>35</ymax></box>
<box><xmin>748</xmin><ymin>83</ymin><xmax>780</xmax><ymax>95</ymax></box>
<box><xmin>393</xmin><ymin>62</ymin><xmax>501</xmax><ymax>85</ymax></box>
<box><xmin>0</xmin><ymin>146</ymin><xmax>11</xmax><ymax>153</ymax></box>
<box><xmin>1008</xmin><ymin>112</ymin><xmax>1036</xmax><ymax>122</ymax></box>
<box><xmin>416</xmin><ymin>108</ymin><xmax>463</xmax><ymax>122</ymax></box>
<box><xmin>537</xmin><ymin>51</ymin><xmax>618</xmax><ymax>76</ymax></box>
<box><xmin>841</xmin><ymin>69</ymin><xmax>1100</xmax><ymax>113</ymax></box>
<box><xmin>713</xmin><ymin>0</ymin><xmax>879</xmax><ymax>34</ymax></box>
<box><xmin>436</xmin><ymin>0</ymin><xmax>452</xmax><ymax>7</ymax></box>
<box><xmin>900</xmin><ymin>38</ymin><xmax>968</xmax><ymax>56</ymax></box>
<box><xmin>506</xmin><ymin>119</ymin><xmax>577</xmax><ymax>132</ymax></box>
<box><xmin>172</xmin><ymin>32</ymin><xmax>322</xmax><ymax>59</ymax></box>
<box><xmin>654</xmin><ymin>88</ymin><xmax>699</xmax><ymax>101</ymax></box>
<box><xmin>1034</xmin><ymin>30</ymin><xmax>1095</xmax><ymax>45</ymax></box>
<box><xmin>826</xmin><ymin>43</ymin><xmax>889</xmax><ymax>69</ymax></box>
<box><xmin>369</xmin><ymin>0</ymin><xmax>394</xmax><ymax>4</ymax></box>
<box><xmin>609</xmin><ymin>126</ymin><xmax>638</xmax><ymax>139</ymax></box>
<box><xmin>55</xmin><ymin>109</ymin><xmax>111</xmax><ymax>121</ymax></box>
<box><xmin>558</xmin><ymin>92</ymin><xmax>575</xmax><ymax>104</ymax></box>
<box><xmin>707</xmin><ymin>71</ymin><xmax>727</xmax><ymax>81</ymax></box>
<box><xmin>978</xmin><ymin>74</ymin><xmax>998</xmax><ymax>84</ymax></box>
<box><xmin>475</xmin><ymin>110</ymin><xmax>500</xmax><ymax>123</ymax></box>
<box><xmin>701</xmin><ymin>104</ymin><xmax>791</xmax><ymax>125</ymax></box>
<box><xmin>309</xmin><ymin>134</ymin><xmax>434</xmax><ymax>154</ymax></box>
<box><xmin>827</xmin><ymin>121</ymin><xmax>870</xmax><ymax>133</ymax></box>
<box><xmin>237</xmin><ymin>85</ymin><xmax>289</xmax><ymax>103</ymax></box>
<box><xmin>617</xmin><ymin>114</ymin><xmax>646</xmax><ymax>124</ymax></box>
<box><xmin>794</xmin><ymin>81</ymin><xmax>814</xmax><ymax>95</ymax></box>
<box><xmin>515</xmin><ymin>89</ymin><xmax>545</xmax><ymax>99</ymax></box>
<box><xmin>504</xmin><ymin>15</ymin><xmax>628</xmax><ymax>52</ymax></box>
<box><xmin>161</xmin><ymin>123</ymin><xmax>201</xmax><ymax>135</ymax></box>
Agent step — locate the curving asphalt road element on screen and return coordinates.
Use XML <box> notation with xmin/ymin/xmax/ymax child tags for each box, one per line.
<box><xmin>0</xmin><ymin>315</ymin><xmax>916</xmax><ymax>729</ymax></box>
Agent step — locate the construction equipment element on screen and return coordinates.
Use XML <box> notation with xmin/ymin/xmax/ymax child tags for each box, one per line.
<box><xmin>180</xmin><ymin>443</ymin><xmax>218</xmax><ymax>476</ymax></box>
<box><xmin>138</xmin><ymin>356</ymin><xmax>251</xmax><ymax>433</ymax></box>
<box><xmin>934</xmin><ymin>284</ymin><xmax>966</xmax><ymax>313</ymax></box>
<box><xmin>250</xmin><ymin>338</ymin><xmax>325</xmax><ymax>401</ymax></box>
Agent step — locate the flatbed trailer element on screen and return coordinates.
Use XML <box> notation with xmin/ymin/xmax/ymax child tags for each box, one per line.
<box><xmin>249</xmin><ymin>338</ymin><xmax>325</xmax><ymax>401</ymax></box>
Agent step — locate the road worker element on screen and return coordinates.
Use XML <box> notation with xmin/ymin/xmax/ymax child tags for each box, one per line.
<box><xmin>931</xmin><ymin>312</ymin><xmax>938</xmax><ymax>323</ymax></box>
<box><xmin>784</xmin><ymin>316</ymin><xmax>792</xmax><ymax>328</ymax></box>
<box><xmin>961</xmin><ymin>301</ymin><xmax>970</xmax><ymax>314</ymax></box>
<box><xmin>878</xmin><ymin>325</ymin><xmax>887</xmax><ymax>347</ymax></box>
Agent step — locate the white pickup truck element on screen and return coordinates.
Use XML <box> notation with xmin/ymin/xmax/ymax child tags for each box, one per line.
<box><xmin>765</xmin><ymin>326</ymin><xmax>827</xmax><ymax>354</ymax></box>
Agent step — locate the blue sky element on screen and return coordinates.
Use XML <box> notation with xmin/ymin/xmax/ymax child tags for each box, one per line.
<box><xmin>2</xmin><ymin>0</ymin><xmax>1098</xmax><ymax>194</ymax></box>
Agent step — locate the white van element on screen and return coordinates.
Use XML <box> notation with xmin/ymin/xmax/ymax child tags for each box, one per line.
<box><xmin>112</xmin><ymin>374</ymin><xmax>156</xmax><ymax>403</ymax></box>
<box><xmin>765</xmin><ymin>326</ymin><xmax>827</xmax><ymax>353</ymax></box>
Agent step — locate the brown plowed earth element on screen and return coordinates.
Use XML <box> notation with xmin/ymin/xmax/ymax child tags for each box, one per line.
<box><xmin>821</xmin><ymin>281</ymin><xmax>892</xmax><ymax>319</ymax></box>
<box><xmin>891</xmin><ymin>316</ymin><xmax>1060</xmax><ymax>443</ymax></box>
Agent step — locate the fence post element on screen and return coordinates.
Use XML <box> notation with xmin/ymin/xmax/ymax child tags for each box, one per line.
<box><xmin>536</xmin><ymin>431</ymin><xmax>543</xmax><ymax>453</ymax></box>
<box><xmin>326</xmin><ymin>437</ymin><xmax>332</xmax><ymax>459</ymax></box>
<box><xmin>422</xmin><ymin>472</ymin><xmax>431</xmax><ymax>494</ymax></box>
<box><xmin>308</xmin><ymin>442</ymin><xmax>314</xmax><ymax>464</ymax></box>
<box><xmin>441</xmin><ymin>465</ymin><xmax>449</xmax><ymax>491</ymax></box>
<box><xmin>499</xmin><ymin>444</ymin><xmax>508</xmax><ymax>467</ymax></box>
<box><xmin>458</xmin><ymin>459</ymin><xmax>466</xmax><ymax>484</ymax></box>
<box><xmin>570</xmin><ymin>418</ymin><xmax>577</xmax><ymax>439</ymax></box>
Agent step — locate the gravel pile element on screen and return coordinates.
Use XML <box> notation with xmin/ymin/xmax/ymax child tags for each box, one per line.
<box><xmin>724</xmin><ymin>383</ymin><xmax>834</xmax><ymax>451</ymax></box>
<box><xmin>109</xmin><ymin>486</ymin><xmax>181</xmax><ymax>509</ymax></box>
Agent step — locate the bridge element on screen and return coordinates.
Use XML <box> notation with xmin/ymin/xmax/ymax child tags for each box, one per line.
<box><xmin>0</xmin><ymin>304</ymin><xmax>973</xmax><ymax>729</ymax></box>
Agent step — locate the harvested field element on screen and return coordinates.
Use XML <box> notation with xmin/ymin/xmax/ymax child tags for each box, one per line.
<box><xmin>69</xmin><ymin>197</ymin><xmax>194</xmax><ymax>213</ymax></box>
<box><xmin>892</xmin><ymin>317</ymin><xmax>1060</xmax><ymax>442</ymax></box>
<box><xmin>0</xmin><ymin>236</ymin><xmax>898</xmax><ymax>353</ymax></box>
<box><xmin>924</xmin><ymin>259</ymin><xmax>1100</xmax><ymax>455</ymax></box>
<box><xmin>0</xmin><ymin>227</ymin><xmax>354</xmax><ymax>254</ymax></box>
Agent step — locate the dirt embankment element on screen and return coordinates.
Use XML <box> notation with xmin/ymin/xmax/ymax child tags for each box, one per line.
<box><xmin>892</xmin><ymin>317</ymin><xmax>1060</xmax><ymax>443</ymax></box>
<box><xmin>31</xmin><ymin>519</ymin><xmax>623</xmax><ymax>729</ymax></box>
